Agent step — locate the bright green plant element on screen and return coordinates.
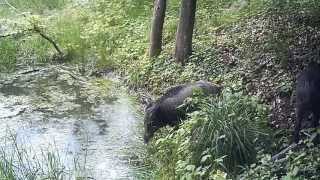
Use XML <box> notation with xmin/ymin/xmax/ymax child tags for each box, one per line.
<box><xmin>0</xmin><ymin>38</ymin><xmax>17</xmax><ymax>72</ymax></box>
<box><xmin>189</xmin><ymin>91</ymin><xmax>270</xmax><ymax>176</ymax></box>
<box><xmin>0</xmin><ymin>136</ymin><xmax>87</xmax><ymax>179</ymax></box>
<box><xmin>52</xmin><ymin>10</ymin><xmax>90</xmax><ymax>64</ymax></box>
<box><xmin>19</xmin><ymin>35</ymin><xmax>52</xmax><ymax>63</ymax></box>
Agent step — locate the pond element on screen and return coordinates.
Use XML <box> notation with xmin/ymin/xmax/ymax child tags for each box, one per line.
<box><xmin>0</xmin><ymin>65</ymin><xmax>150</xmax><ymax>179</ymax></box>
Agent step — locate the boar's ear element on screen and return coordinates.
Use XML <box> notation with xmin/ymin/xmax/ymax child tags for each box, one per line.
<box><xmin>146</xmin><ymin>101</ymin><xmax>153</xmax><ymax>109</ymax></box>
<box><xmin>142</xmin><ymin>95</ymin><xmax>154</xmax><ymax>110</ymax></box>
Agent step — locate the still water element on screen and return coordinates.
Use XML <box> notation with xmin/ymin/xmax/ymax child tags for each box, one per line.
<box><xmin>0</xmin><ymin>65</ymin><xmax>150</xmax><ymax>179</ymax></box>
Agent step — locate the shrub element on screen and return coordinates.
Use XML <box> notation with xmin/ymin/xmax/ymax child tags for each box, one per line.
<box><xmin>190</xmin><ymin>91</ymin><xmax>270</xmax><ymax>175</ymax></box>
<box><xmin>240</xmin><ymin>132</ymin><xmax>320</xmax><ymax>180</ymax></box>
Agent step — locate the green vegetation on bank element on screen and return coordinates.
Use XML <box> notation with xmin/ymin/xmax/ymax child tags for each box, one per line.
<box><xmin>148</xmin><ymin>91</ymin><xmax>271</xmax><ymax>179</ymax></box>
<box><xmin>241</xmin><ymin>137</ymin><xmax>320</xmax><ymax>179</ymax></box>
<box><xmin>1</xmin><ymin>0</ymin><xmax>320</xmax><ymax>179</ymax></box>
<box><xmin>0</xmin><ymin>38</ymin><xmax>17</xmax><ymax>71</ymax></box>
<box><xmin>2</xmin><ymin>0</ymin><xmax>67</xmax><ymax>13</ymax></box>
<box><xmin>0</xmin><ymin>136</ymin><xmax>85</xmax><ymax>179</ymax></box>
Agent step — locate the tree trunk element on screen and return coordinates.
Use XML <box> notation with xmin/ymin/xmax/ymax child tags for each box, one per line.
<box><xmin>149</xmin><ymin>0</ymin><xmax>167</xmax><ymax>57</ymax></box>
<box><xmin>174</xmin><ymin>0</ymin><xmax>197</xmax><ymax>64</ymax></box>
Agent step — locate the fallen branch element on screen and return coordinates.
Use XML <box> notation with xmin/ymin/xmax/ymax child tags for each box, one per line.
<box><xmin>33</xmin><ymin>25</ymin><xmax>64</xmax><ymax>57</ymax></box>
<box><xmin>0</xmin><ymin>33</ymin><xmax>15</xmax><ymax>38</ymax></box>
<box><xmin>20</xmin><ymin>68</ymin><xmax>41</xmax><ymax>75</ymax></box>
<box><xmin>271</xmin><ymin>143</ymin><xmax>298</xmax><ymax>161</ymax></box>
<box><xmin>0</xmin><ymin>28</ymin><xmax>33</xmax><ymax>38</ymax></box>
<box><xmin>0</xmin><ymin>107</ymin><xmax>26</xmax><ymax>119</ymax></box>
<box><xmin>0</xmin><ymin>26</ymin><xmax>65</xmax><ymax>60</ymax></box>
<box><xmin>0</xmin><ymin>0</ymin><xmax>65</xmax><ymax>59</ymax></box>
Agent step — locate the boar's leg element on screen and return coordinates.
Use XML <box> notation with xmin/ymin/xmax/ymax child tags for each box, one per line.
<box><xmin>312</xmin><ymin>110</ymin><xmax>320</xmax><ymax>144</ymax></box>
<box><xmin>294</xmin><ymin>105</ymin><xmax>307</xmax><ymax>143</ymax></box>
<box><xmin>312</xmin><ymin>110</ymin><xmax>320</xmax><ymax>128</ymax></box>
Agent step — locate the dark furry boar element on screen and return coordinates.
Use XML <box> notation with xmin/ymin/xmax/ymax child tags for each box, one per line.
<box><xmin>144</xmin><ymin>80</ymin><xmax>222</xmax><ymax>143</ymax></box>
<box><xmin>294</xmin><ymin>62</ymin><xmax>320</xmax><ymax>143</ymax></box>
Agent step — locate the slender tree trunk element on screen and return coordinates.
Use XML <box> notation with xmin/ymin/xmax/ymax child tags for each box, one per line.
<box><xmin>149</xmin><ymin>0</ymin><xmax>167</xmax><ymax>57</ymax></box>
<box><xmin>174</xmin><ymin>0</ymin><xmax>197</xmax><ymax>64</ymax></box>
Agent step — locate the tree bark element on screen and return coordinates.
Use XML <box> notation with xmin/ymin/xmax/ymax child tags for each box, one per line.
<box><xmin>149</xmin><ymin>0</ymin><xmax>167</xmax><ymax>57</ymax></box>
<box><xmin>174</xmin><ymin>0</ymin><xmax>197</xmax><ymax>64</ymax></box>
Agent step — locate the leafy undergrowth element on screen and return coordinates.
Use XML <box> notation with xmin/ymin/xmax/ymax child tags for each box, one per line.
<box><xmin>240</xmin><ymin>136</ymin><xmax>320</xmax><ymax>180</ymax></box>
<box><xmin>147</xmin><ymin>91</ymin><xmax>271</xmax><ymax>179</ymax></box>
<box><xmin>123</xmin><ymin>1</ymin><xmax>320</xmax><ymax>130</ymax></box>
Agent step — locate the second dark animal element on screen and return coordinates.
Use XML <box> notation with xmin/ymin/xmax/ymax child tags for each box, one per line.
<box><xmin>294</xmin><ymin>62</ymin><xmax>320</xmax><ymax>143</ymax></box>
<box><xmin>144</xmin><ymin>80</ymin><xmax>222</xmax><ymax>143</ymax></box>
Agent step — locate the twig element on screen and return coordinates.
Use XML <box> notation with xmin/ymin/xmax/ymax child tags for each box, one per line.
<box><xmin>33</xmin><ymin>25</ymin><xmax>64</xmax><ymax>57</ymax></box>
<box><xmin>271</xmin><ymin>143</ymin><xmax>298</xmax><ymax>161</ymax></box>
<box><xmin>3</xmin><ymin>0</ymin><xmax>17</xmax><ymax>11</ymax></box>
<box><xmin>1</xmin><ymin>1</ymin><xmax>64</xmax><ymax>58</ymax></box>
<box><xmin>0</xmin><ymin>33</ymin><xmax>15</xmax><ymax>38</ymax></box>
<box><xmin>0</xmin><ymin>26</ymin><xmax>65</xmax><ymax>59</ymax></box>
<box><xmin>20</xmin><ymin>68</ymin><xmax>41</xmax><ymax>75</ymax></box>
<box><xmin>0</xmin><ymin>28</ymin><xmax>33</xmax><ymax>38</ymax></box>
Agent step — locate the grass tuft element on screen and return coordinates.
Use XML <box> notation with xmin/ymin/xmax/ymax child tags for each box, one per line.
<box><xmin>0</xmin><ymin>38</ymin><xmax>17</xmax><ymax>72</ymax></box>
<box><xmin>0</xmin><ymin>135</ymin><xmax>86</xmax><ymax>180</ymax></box>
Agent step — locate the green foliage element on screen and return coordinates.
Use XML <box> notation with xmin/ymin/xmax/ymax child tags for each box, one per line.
<box><xmin>0</xmin><ymin>4</ymin><xmax>93</xmax><ymax>67</ymax></box>
<box><xmin>0</xmin><ymin>0</ymin><xmax>67</xmax><ymax>17</ymax></box>
<box><xmin>149</xmin><ymin>91</ymin><xmax>270</xmax><ymax>179</ymax></box>
<box><xmin>190</xmin><ymin>91</ymin><xmax>270</xmax><ymax>175</ymax></box>
<box><xmin>240</xmin><ymin>136</ymin><xmax>320</xmax><ymax>180</ymax></box>
<box><xmin>52</xmin><ymin>10</ymin><xmax>91</xmax><ymax>64</ymax></box>
<box><xmin>7</xmin><ymin>0</ymin><xmax>67</xmax><ymax>11</ymax></box>
<box><xmin>0</xmin><ymin>38</ymin><xmax>17</xmax><ymax>72</ymax></box>
<box><xmin>19</xmin><ymin>35</ymin><xmax>52</xmax><ymax>63</ymax></box>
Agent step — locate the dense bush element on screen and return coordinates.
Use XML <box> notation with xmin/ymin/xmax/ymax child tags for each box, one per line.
<box><xmin>240</xmin><ymin>136</ymin><xmax>320</xmax><ymax>180</ymax></box>
<box><xmin>149</xmin><ymin>90</ymin><xmax>270</xmax><ymax>179</ymax></box>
